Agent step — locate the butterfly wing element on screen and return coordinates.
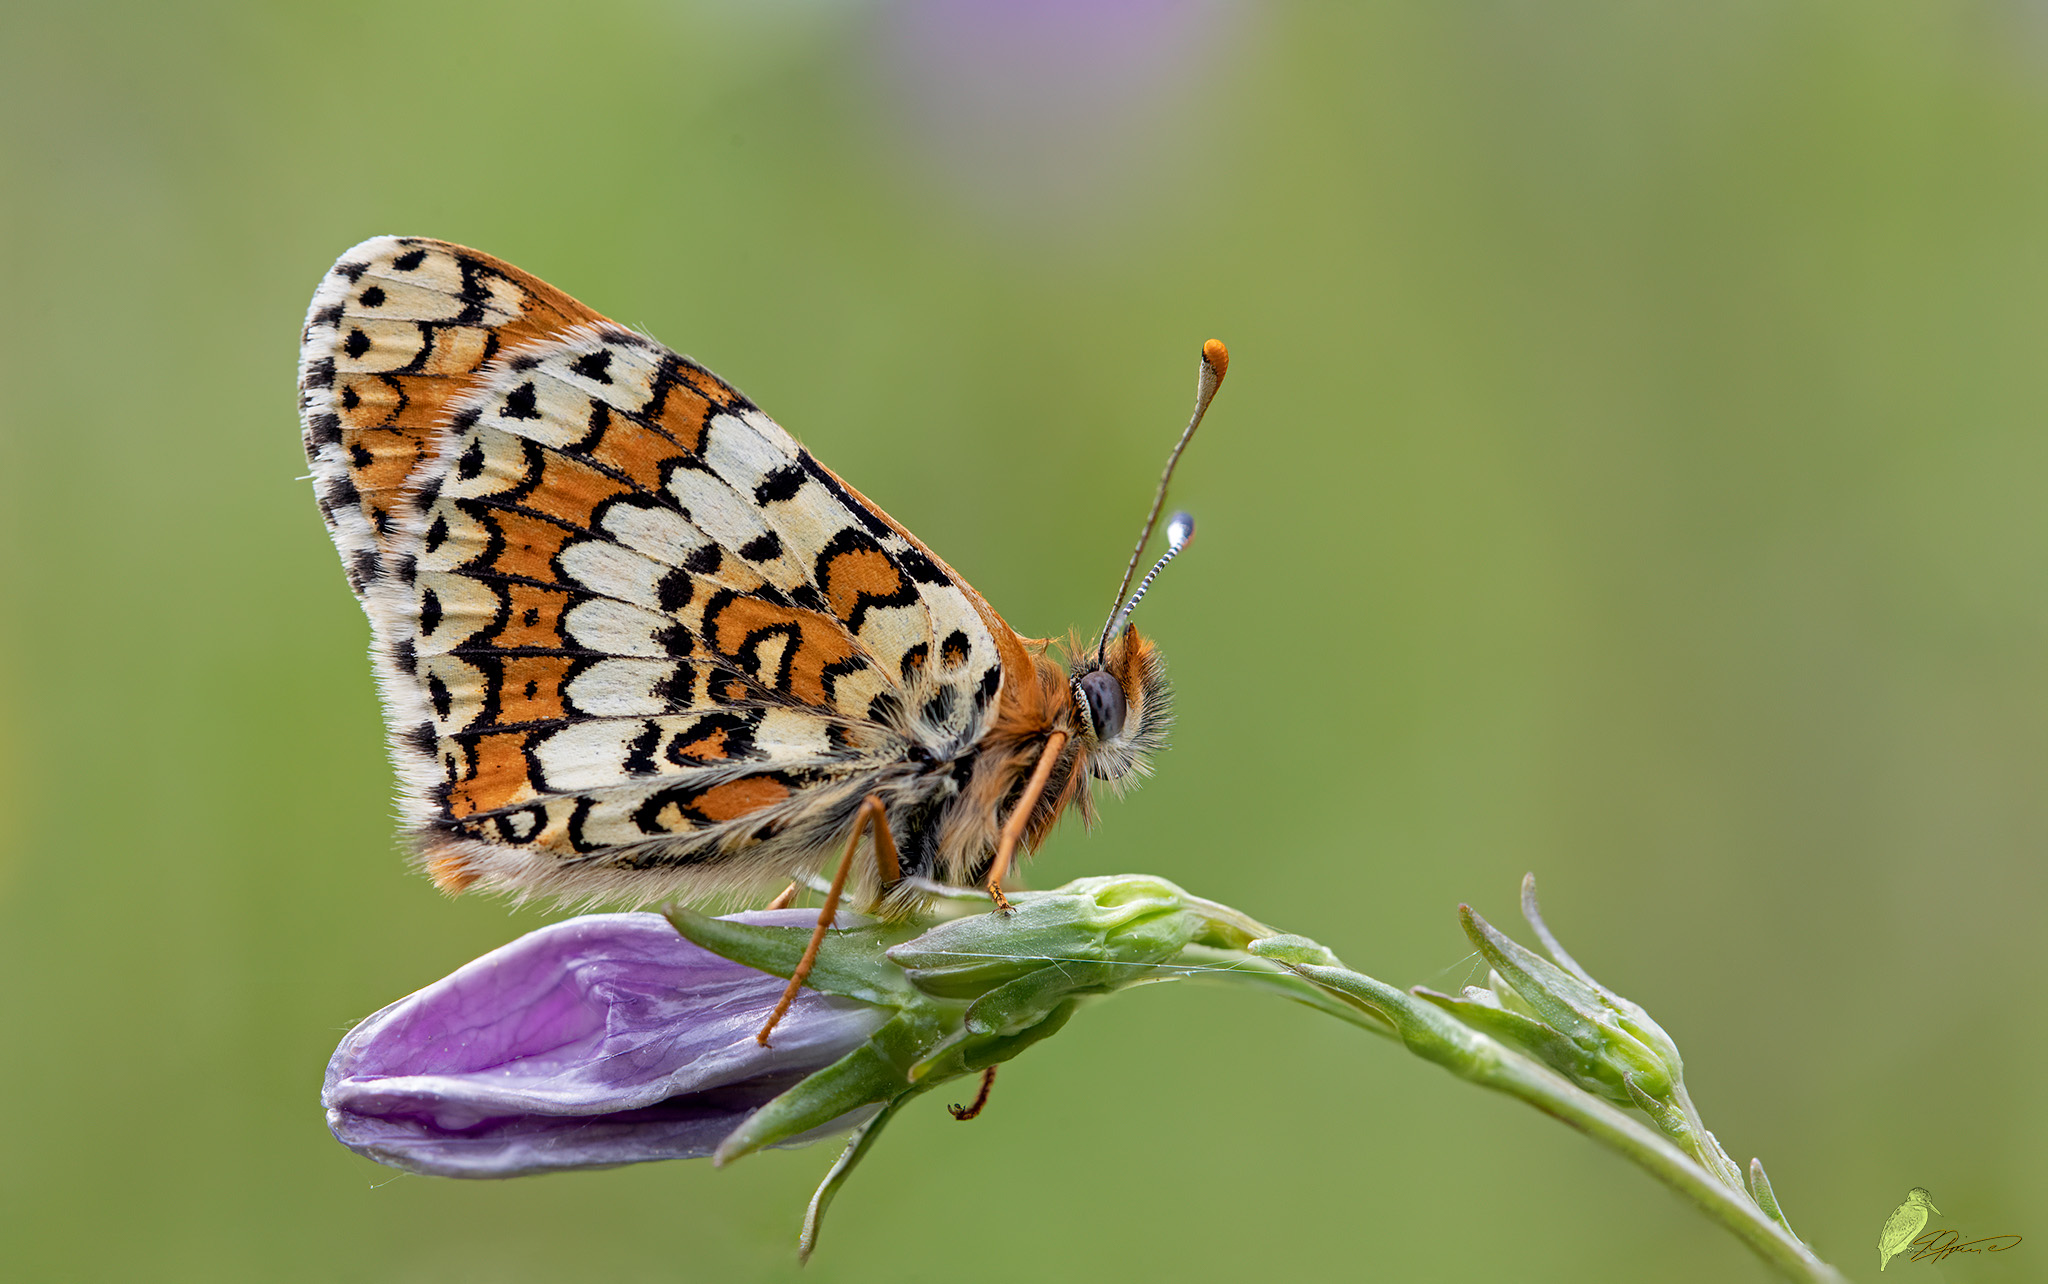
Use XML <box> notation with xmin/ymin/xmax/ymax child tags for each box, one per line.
<box><xmin>299</xmin><ymin>238</ymin><xmax>1026</xmax><ymax>903</ymax></box>
<box><xmin>299</xmin><ymin>238</ymin><xmax>605</xmax><ymax>596</ymax></box>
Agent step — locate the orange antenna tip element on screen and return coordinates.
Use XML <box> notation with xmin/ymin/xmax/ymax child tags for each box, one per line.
<box><xmin>1098</xmin><ymin>340</ymin><xmax>1232</xmax><ymax>661</ymax></box>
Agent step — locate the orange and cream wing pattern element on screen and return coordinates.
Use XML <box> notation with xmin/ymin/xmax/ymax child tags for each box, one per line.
<box><xmin>298</xmin><ymin>238</ymin><xmax>1010</xmax><ymax>902</ymax></box>
<box><xmin>299</xmin><ymin>238</ymin><xmax>604</xmax><ymax>596</ymax></box>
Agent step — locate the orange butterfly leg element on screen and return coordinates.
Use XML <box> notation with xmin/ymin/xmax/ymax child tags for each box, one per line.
<box><xmin>763</xmin><ymin>882</ymin><xmax>800</xmax><ymax>911</ymax></box>
<box><xmin>983</xmin><ymin>730</ymin><xmax>1069</xmax><ymax>912</ymax></box>
<box><xmin>948</xmin><ymin>1065</ymin><xmax>998</xmax><ymax>1121</ymax></box>
<box><xmin>755</xmin><ymin>794</ymin><xmax>897</xmax><ymax>1046</ymax></box>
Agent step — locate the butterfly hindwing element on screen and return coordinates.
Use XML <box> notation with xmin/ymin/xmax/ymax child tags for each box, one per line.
<box><xmin>299</xmin><ymin>239</ymin><xmax>1013</xmax><ymax>902</ymax></box>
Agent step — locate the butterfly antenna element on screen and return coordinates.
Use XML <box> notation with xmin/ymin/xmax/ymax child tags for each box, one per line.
<box><xmin>1104</xmin><ymin>512</ymin><xmax>1195</xmax><ymax>649</ymax></box>
<box><xmin>1098</xmin><ymin>339</ymin><xmax>1229</xmax><ymax>664</ymax></box>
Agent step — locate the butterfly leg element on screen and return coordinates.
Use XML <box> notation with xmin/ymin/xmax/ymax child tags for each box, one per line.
<box><xmin>866</xmin><ymin>794</ymin><xmax>902</xmax><ymax>905</ymax></box>
<box><xmin>756</xmin><ymin>794</ymin><xmax>895</xmax><ymax>1046</ymax></box>
<box><xmin>764</xmin><ymin>882</ymin><xmax>800</xmax><ymax>911</ymax></box>
<box><xmin>983</xmin><ymin>730</ymin><xmax>1069</xmax><ymax>912</ymax></box>
<box><xmin>948</xmin><ymin>1065</ymin><xmax>998</xmax><ymax>1121</ymax></box>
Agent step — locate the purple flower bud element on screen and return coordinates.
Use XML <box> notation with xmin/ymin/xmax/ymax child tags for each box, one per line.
<box><xmin>324</xmin><ymin>911</ymin><xmax>890</xmax><ymax>1178</ymax></box>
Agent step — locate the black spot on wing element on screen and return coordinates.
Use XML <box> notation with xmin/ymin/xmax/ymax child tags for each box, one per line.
<box><xmin>738</xmin><ymin>531</ymin><xmax>782</xmax><ymax>562</ymax></box>
<box><xmin>657</xmin><ymin>566</ymin><xmax>694</xmax><ymax>613</ymax></box>
<box><xmin>348</xmin><ymin>549</ymin><xmax>379</xmax><ymax>591</ymax></box>
<box><xmin>501</xmin><ymin>382</ymin><xmax>541</xmax><ymax>420</ymax></box>
<box><xmin>755</xmin><ymin>463</ymin><xmax>805</xmax><ymax>505</ymax></box>
<box><xmin>405</xmin><ymin>721</ymin><xmax>436</xmax><ymax>755</ymax></box>
<box><xmin>392</xmin><ymin>248</ymin><xmax>427</xmax><ymax>271</ymax></box>
<box><xmin>652</xmin><ymin>664</ymin><xmax>698</xmax><ymax>708</ymax></box>
<box><xmin>897</xmin><ymin>545</ymin><xmax>947</xmax><ymax>585</ymax></box>
<box><xmin>569</xmin><ymin>349</ymin><xmax>614</xmax><ymax>383</ymax></box>
<box><xmin>655</xmin><ymin>622</ymin><xmax>695</xmax><ymax>657</ymax></box>
<box><xmin>623</xmin><ymin>720</ymin><xmax>661</xmax><ymax>775</ymax></box>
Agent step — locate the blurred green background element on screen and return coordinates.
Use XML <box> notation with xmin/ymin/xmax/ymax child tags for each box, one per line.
<box><xmin>4</xmin><ymin>2</ymin><xmax>2045</xmax><ymax>1280</ymax></box>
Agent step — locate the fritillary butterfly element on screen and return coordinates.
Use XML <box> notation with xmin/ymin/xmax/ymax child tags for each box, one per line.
<box><xmin>297</xmin><ymin>237</ymin><xmax>1226</xmax><ymax>958</ymax></box>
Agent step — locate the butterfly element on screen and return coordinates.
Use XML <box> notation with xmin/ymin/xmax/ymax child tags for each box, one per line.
<box><xmin>298</xmin><ymin>237</ymin><xmax>1226</xmax><ymax>1037</ymax></box>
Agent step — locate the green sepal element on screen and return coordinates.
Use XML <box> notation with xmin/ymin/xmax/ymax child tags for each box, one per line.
<box><xmin>1461</xmin><ymin>904</ymin><xmax>1608</xmax><ymax>1043</ymax></box>
<box><xmin>714</xmin><ymin>1019</ymin><xmax>928</xmax><ymax>1164</ymax></box>
<box><xmin>1414</xmin><ymin>985</ymin><xmax>1638</xmax><ymax>1107</ymax></box>
<box><xmin>663</xmin><ymin>905</ymin><xmax>918</xmax><ymax>1008</ymax></box>
<box><xmin>887</xmin><ymin>879</ymin><xmax>1201</xmax><ymax>999</ymax></box>
<box><xmin>1461</xmin><ymin>904</ymin><xmax>1674</xmax><ymax>1098</ymax></box>
<box><xmin>1747</xmin><ymin>1158</ymin><xmax>1799</xmax><ymax>1239</ymax></box>
<box><xmin>1238</xmin><ymin>933</ymin><xmax>1341</xmax><ymax>968</ymax></box>
<box><xmin>959</xmin><ymin>961</ymin><xmax>1142</xmax><ymax>1036</ymax></box>
<box><xmin>800</xmin><ymin>1098</ymin><xmax>909</xmax><ymax>1263</ymax></box>
<box><xmin>915</xmin><ymin>998</ymin><xmax>1082</xmax><ymax>1082</ymax></box>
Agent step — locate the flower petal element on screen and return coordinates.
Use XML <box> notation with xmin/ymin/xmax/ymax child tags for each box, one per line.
<box><xmin>324</xmin><ymin>911</ymin><xmax>888</xmax><ymax>1177</ymax></box>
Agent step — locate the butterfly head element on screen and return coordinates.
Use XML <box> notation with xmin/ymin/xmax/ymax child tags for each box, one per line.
<box><xmin>1068</xmin><ymin>623</ymin><xmax>1171</xmax><ymax>785</ymax></box>
<box><xmin>1070</xmin><ymin>499</ymin><xmax>1195</xmax><ymax>782</ymax></box>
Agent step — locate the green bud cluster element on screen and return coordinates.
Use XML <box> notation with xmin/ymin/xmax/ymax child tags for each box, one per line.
<box><xmin>1412</xmin><ymin>880</ymin><xmax>1753</xmax><ymax>1195</ymax></box>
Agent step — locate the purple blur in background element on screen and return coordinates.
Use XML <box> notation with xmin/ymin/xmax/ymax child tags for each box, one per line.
<box><xmin>869</xmin><ymin>0</ymin><xmax>1239</xmax><ymax>222</ymax></box>
<box><xmin>323</xmin><ymin>911</ymin><xmax>888</xmax><ymax>1178</ymax></box>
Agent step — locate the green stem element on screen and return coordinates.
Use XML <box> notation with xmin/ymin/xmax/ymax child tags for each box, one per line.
<box><xmin>1170</xmin><ymin>945</ymin><xmax>1394</xmax><ymax>1036</ymax></box>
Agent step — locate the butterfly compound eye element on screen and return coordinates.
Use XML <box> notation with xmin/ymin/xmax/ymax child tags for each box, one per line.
<box><xmin>1078</xmin><ymin>669</ymin><xmax>1128</xmax><ymax>743</ymax></box>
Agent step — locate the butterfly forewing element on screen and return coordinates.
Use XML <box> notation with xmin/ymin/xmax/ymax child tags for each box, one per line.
<box><xmin>299</xmin><ymin>237</ymin><xmax>1012</xmax><ymax>903</ymax></box>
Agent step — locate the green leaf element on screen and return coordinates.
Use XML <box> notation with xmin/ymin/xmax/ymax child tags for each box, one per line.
<box><xmin>663</xmin><ymin>906</ymin><xmax>917</xmax><ymax>1007</ymax></box>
